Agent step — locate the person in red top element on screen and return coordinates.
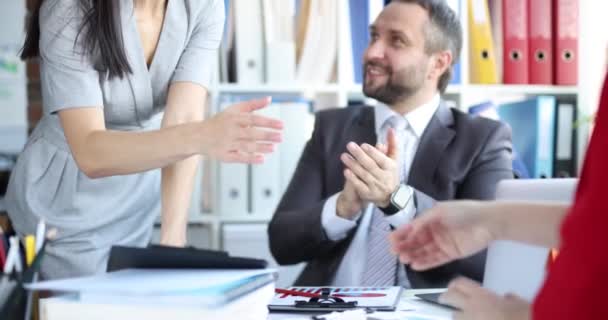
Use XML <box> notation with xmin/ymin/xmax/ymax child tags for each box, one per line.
<box><xmin>389</xmin><ymin>74</ymin><xmax>608</xmax><ymax>320</ymax></box>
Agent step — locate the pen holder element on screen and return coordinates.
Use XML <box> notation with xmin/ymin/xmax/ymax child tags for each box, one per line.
<box><xmin>0</xmin><ymin>243</ymin><xmax>45</xmax><ymax>320</ymax></box>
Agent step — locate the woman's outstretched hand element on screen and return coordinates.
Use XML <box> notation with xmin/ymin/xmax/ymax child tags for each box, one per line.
<box><xmin>199</xmin><ymin>97</ymin><xmax>284</xmax><ymax>163</ymax></box>
<box><xmin>389</xmin><ymin>201</ymin><xmax>498</xmax><ymax>271</ymax></box>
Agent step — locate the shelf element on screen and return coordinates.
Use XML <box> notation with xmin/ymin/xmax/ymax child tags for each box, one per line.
<box><xmin>215</xmin><ymin>83</ymin><xmax>340</xmax><ymax>94</ymax></box>
<box><xmin>345</xmin><ymin>84</ymin><xmax>463</xmax><ymax>96</ymax></box>
<box><xmin>189</xmin><ymin>214</ymin><xmax>271</xmax><ymax>225</ymax></box>
<box><xmin>463</xmin><ymin>84</ymin><xmax>579</xmax><ymax>96</ymax></box>
<box><xmin>213</xmin><ymin>83</ymin><xmax>577</xmax><ymax>97</ymax></box>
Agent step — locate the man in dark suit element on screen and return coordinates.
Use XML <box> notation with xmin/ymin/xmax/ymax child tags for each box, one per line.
<box><xmin>268</xmin><ymin>0</ymin><xmax>513</xmax><ymax>288</ymax></box>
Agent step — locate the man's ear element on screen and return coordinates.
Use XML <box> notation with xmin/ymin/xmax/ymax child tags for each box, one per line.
<box><xmin>428</xmin><ymin>50</ymin><xmax>453</xmax><ymax>80</ymax></box>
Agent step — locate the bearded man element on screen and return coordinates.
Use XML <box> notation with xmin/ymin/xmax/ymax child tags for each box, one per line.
<box><xmin>268</xmin><ymin>0</ymin><xmax>513</xmax><ymax>288</ymax></box>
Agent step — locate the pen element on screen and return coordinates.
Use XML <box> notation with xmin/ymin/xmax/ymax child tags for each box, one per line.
<box><xmin>11</xmin><ymin>237</ymin><xmax>23</xmax><ymax>273</ymax></box>
<box><xmin>25</xmin><ymin>235</ymin><xmax>36</xmax><ymax>266</ymax></box>
<box><xmin>0</xmin><ymin>227</ymin><xmax>6</xmax><ymax>268</ymax></box>
<box><xmin>35</xmin><ymin>219</ymin><xmax>46</xmax><ymax>253</ymax></box>
<box><xmin>3</xmin><ymin>236</ymin><xmax>21</xmax><ymax>274</ymax></box>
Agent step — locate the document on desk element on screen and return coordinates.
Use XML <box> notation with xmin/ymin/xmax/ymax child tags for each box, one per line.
<box><xmin>269</xmin><ymin>286</ymin><xmax>402</xmax><ymax>312</ymax></box>
<box><xmin>26</xmin><ymin>268</ymin><xmax>276</xmax><ymax>307</ymax></box>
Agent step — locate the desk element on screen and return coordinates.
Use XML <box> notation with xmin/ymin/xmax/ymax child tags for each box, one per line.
<box><xmin>268</xmin><ymin>289</ymin><xmax>452</xmax><ymax>320</ymax></box>
<box><xmin>40</xmin><ymin>288</ymin><xmax>452</xmax><ymax>320</ymax></box>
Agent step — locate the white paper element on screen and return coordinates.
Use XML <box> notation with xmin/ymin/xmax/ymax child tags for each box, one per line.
<box><xmin>26</xmin><ymin>269</ymin><xmax>276</xmax><ymax>295</ymax></box>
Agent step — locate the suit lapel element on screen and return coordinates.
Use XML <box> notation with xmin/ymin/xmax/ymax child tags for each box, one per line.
<box><xmin>408</xmin><ymin>102</ymin><xmax>455</xmax><ymax>189</ymax></box>
<box><xmin>349</xmin><ymin>106</ymin><xmax>377</xmax><ymax>146</ymax></box>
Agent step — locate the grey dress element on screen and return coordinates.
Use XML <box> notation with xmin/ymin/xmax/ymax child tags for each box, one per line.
<box><xmin>5</xmin><ymin>0</ymin><xmax>223</xmax><ymax>280</ymax></box>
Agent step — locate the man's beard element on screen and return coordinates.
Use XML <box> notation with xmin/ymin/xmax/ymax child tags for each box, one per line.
<box><xmin>362</xmin><ymin>61</ymin><xmax>426</xmax><ymax>105</ymax></box>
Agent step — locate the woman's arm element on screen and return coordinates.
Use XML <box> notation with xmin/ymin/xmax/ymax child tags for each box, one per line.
<box><xmin>58</xmin><ymin>98</ymin><xmax>283</xmax><ymax>179</ymax></box>
<box><xmin>488</xmin><ymin>201</ymin><xmax>570</xmax><ymax>248</ymax></box>
<box><xmin>390</xmin><ymin>201</ymin><xmax>570</xmax><ymax>271</ymax></box>
<box><xmin>158</xmin><ymin>82</ymin><xmax>206</xmax><ymax>246</ymax></box>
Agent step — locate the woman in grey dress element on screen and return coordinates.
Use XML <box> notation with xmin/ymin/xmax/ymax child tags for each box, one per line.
<box><xmin>6</xmin><ymin>0</ymin><xmax>283</xmax><ymax>280</ymax></box>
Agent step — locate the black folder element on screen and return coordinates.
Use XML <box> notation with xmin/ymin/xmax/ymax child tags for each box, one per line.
<box><xmin>106</xmin><ymin>245</ymin><xmax>268</xmax><ymax>272</ymax></box>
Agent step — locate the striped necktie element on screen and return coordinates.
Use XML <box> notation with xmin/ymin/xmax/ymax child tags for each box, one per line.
<box><xmin>361</xmin><ymin>115</ymin><xmax>409</xmax><ymax>286</ymax></box>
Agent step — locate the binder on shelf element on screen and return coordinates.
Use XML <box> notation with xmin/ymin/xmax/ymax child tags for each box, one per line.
<box><xmin>278</xmin><ymin>100</ymin><xmax>314</xmax><ymax>193</ymax></box>
<box><xmin>233</xmin><ymin>0</ymin><xmax>264</xmax><ymax>84</ymax></box>
<box><xmin>250</xmin><ymin>102</ymin><xmax>281</xmax><ymax>217</ymax></box>
<box><xmin>489</xmin><ymin>0</ymin><xmax>503</xmax><ymax>82</ymax></box>
<box><xmin>348</xmin><ymin>0</ymin><xmax>384</xmax><ymax>84</ymax></box>
<box><xmin>468</xmin><ymin>0</ymin><xmax>499</xmax><ymax>84</ymax></box>
<box><xmin>218</xmin><ymin>0</ymin><xmax>233</xmax><ymax>83</ymax></box>
<box><xmin>295</xmin><ymin>0</ymin><xmax>338</xmax><ymax>83</ymax></box>
<box><xmin>553</xmin><ymin>0</ymin><xmax>578</xmax><ymax>85</ymax></box>
<box><xmin>528</xmin><ymin>0</ymin><xmax>553</xmax><ymax>84</ymax></box>
<box><xmin>502</xmin><ymin>0</ymin><xmax>528</xmax><ymax>84</ymax></box>
<box><xmin>262</xmin><ymin>0</ymin><xmax>296</xmax><ymax>83</ymax></box>
<box><xmin>337</xmin><ymin>0</ymin><xmax>355</xmax><ymax>85</ymax></box>
<box><xmin>497</xmin><ymin>96</ymin><xmax>557</xmax><ymax>179</ymax></box>
<box><xmin>553</xmin><ymin>97</ymin><xmax>577</xmax><ymax>177</ymax></box>
<box><xmin>447</xmin><ymin>0</ymin><xmax>462</xmax><ymax>84</ymax></box>
<box><xmin>216</xmin><ymin>96</ymin><xmax>249</xmax><ymax>218</ymax></box>
<box><xmin>468</xmin><ymin>101</ymin><xmax>530</xmax><ymax>178</ymax></box>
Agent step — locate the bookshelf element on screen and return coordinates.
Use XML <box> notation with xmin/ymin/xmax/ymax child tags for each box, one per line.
<box><xmin>153</xmin><ymin>0</ymin><xmax>608</xmax><ymax>286</ymax></box>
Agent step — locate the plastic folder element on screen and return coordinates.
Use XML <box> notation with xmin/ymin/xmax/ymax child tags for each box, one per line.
<box><xmin>468</xmin><ymin>0</ymin><xmax>499</xmax><ymax>84</ymax></box>
<box><xmin>106</xmin><ymin>245</ymin><xmax>268</xmax><ymax>272</ymax></box>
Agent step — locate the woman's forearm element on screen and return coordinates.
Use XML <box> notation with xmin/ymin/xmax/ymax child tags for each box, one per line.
<box><xmin>486</xmin><ymin>202</ymin><xmax>571</xmax><ymax>248</ymax></box>
<box><xmin>159</xmin><ymin>82</ymin><xmax>206</xmax><ymax>246</ymax></box>
<box><xmin>160</xmin><ymin>154</ymin><xmax>199</xmax><ymax>246</ymax></box>
<box><xmin>80</xmin><ymin>123</ymin><xmax>200</xmax><ymax>178</ymax></box>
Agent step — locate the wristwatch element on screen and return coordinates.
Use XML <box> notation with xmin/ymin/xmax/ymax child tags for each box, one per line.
<box><xmin>379</xmin><ymin>184</ymin><xmax>414</xmax><ymax>216</ymax></box>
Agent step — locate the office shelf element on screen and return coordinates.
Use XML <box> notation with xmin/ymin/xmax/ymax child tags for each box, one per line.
<box><xmin>215</xmin><ymin>83</ymin><xmax>341</xmax><ymax>94</ymax></box>
<box><xmin>463</xmin><ymin>85</ymin><xmax>579</xmax><ymax>96</ymax></box>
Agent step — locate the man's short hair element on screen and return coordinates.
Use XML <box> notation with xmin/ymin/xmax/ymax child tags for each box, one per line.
<box><xmin>393</xmin><ymin>0</ymin><xmax>463</xmax><ymax>93</ymax></box>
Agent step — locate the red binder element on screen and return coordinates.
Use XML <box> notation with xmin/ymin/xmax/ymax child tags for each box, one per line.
<box><xmin>503</xmin><ymin>0</ymin><xmax>528</xmax><ymax>84</ymax></box>
<box><xmin>553</xmin><ymin>0</ymin><xmax>578</xmax><ymax>85</ymax></box>
<box><xmin>528</xmin><ymin>0</ymin><xmax>553</xmax><ymax>84</ymax></box>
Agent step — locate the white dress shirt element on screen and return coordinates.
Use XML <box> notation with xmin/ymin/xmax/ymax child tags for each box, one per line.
<box><xmin>321</xmin><ymin>94</ymin><xmax>440</xmax><ymax>286</ymax></box>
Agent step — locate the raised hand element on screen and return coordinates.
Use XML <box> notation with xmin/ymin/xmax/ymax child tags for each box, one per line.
<box><xmin>340</xmin><ymin>128</ymin><xmax>400</xmax><ymax>208</ymax></box>
<box><xmin>199</xmin><ymin>97</ymin><xmax>283</xmax><ymax>163</ymax></box>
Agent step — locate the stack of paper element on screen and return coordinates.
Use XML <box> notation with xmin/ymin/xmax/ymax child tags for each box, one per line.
<box><xmin>28</xmin><ymin>269</ymin><xmax>276</xmax><ymax>320</ymax></box>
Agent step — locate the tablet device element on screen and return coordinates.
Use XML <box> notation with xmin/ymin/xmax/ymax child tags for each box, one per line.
<box><xmin>414</xmin><ymin>293</ymin><xmax>458</xmax><ymax>310</ymax></box>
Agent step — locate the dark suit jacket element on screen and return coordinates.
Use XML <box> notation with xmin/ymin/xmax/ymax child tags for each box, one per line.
<box><xmin>268</xmin><ymin>102</ymin><xmax>513</xmax><ymax>288</ymax></box>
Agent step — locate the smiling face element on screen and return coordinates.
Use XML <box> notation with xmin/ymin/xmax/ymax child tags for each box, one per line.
<box><xmin>362</xmin><ymin>2</ymin><xmax>449</xmax><ymax>105</ymax></box>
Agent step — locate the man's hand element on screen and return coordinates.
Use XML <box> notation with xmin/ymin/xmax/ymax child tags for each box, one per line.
<box><xmin>336</xmin><ymin>179</ymin><xmax>365</xmax><ymax>220</ymax></box>
<box><xmin>340</xmin><ymin>128</ymin><xmax>400</xmax><ymax>208</ymax></box>
<box><xmin>440</xmin><ymin>277</ymin><xmax>531</xmax><ymax>320</ymax></box>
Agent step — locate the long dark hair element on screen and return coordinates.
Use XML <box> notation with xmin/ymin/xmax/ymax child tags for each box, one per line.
<box><xmin>21</xmin><ymin>0</ymin><xmax>132</xmax><ymax>79</ymax></box>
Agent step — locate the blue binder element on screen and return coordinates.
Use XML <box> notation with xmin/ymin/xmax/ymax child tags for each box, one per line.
<box><xmin>447</xmin><ymin>0</ymin><xmax>461</xmax><ymax>84</ymax></box>
<box><xmin>349</xmin><ymin>0</ymin><xmax>370</xmax><ymax>84</ymax></box>
<box><xmin>498</xmin><ymin>97</ymin><xmax>557</xmax><ymax>178</ymax></box>
<box><xmin>468</xmin><ymin>101</ymin><xmax>529</xmax><ymax>178</ymax></box>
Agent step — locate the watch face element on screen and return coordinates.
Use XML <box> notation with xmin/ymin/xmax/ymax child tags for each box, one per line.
<box><xmin>392</xmin><ymin>185</ymin><xmax>412</xmax><ymax>208</ymax></box>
